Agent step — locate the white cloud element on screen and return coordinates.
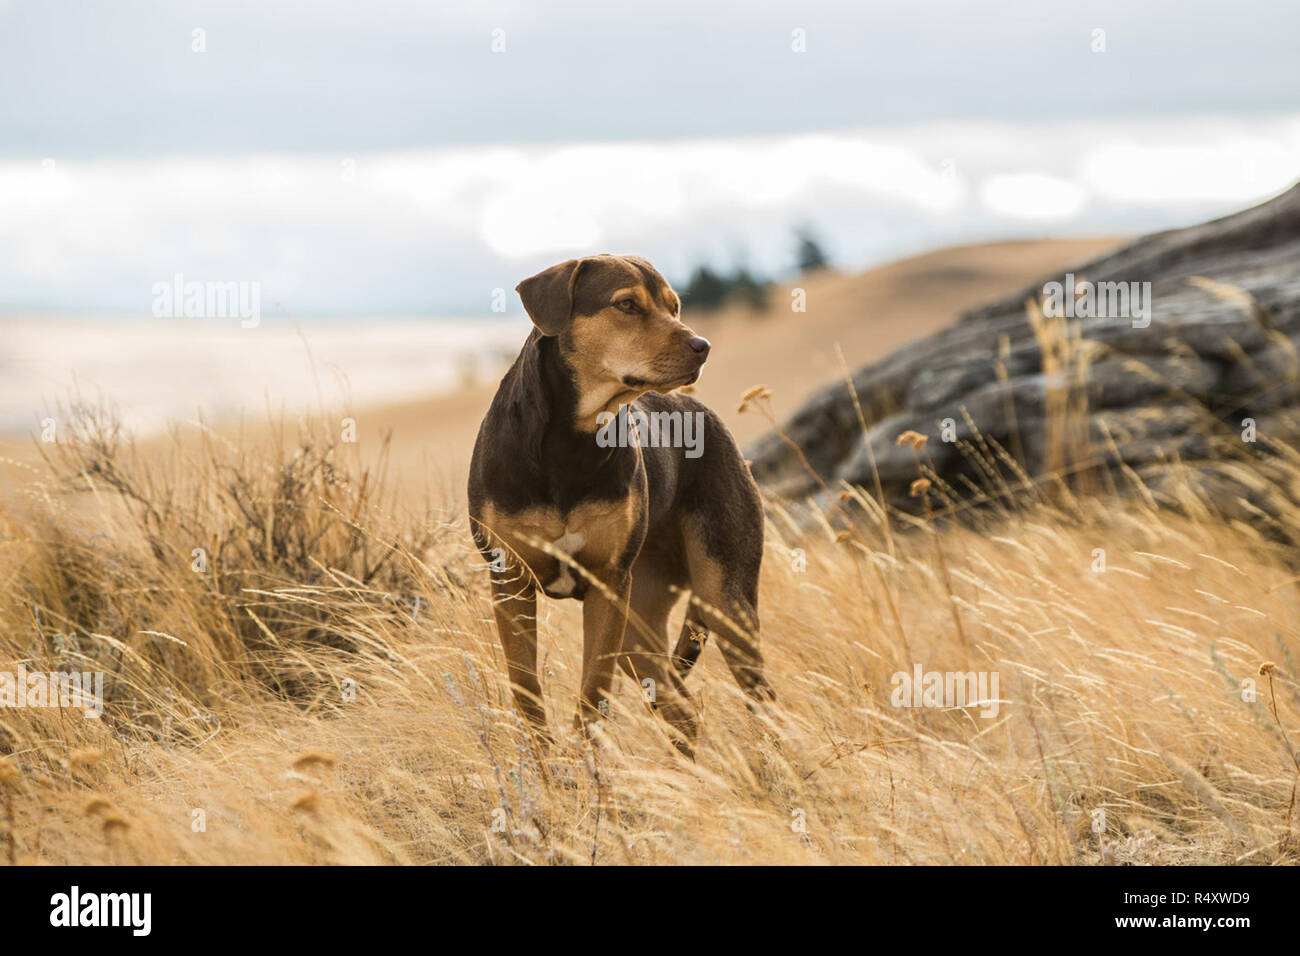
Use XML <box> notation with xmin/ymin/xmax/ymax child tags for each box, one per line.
<box><xmin>1079</xmin><ymin>135</ymin><xmax>1300</xmax><ymax>204</ymax></box>
<box><xmin>2</xmin><ymin>114</ymin><xmax>1298</xmax><ymax>313</ymax></box>
<box><xmin>979</xmin><ymin>172</ymin><xmax>1089</xmax><ymax>220</ymax></box>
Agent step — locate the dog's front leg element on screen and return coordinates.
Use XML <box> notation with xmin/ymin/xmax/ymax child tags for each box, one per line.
<box><xmin>490</xmin><ymin>575</ymin><xmax>549</xmax><ymax>738</ymax></box>
<box><xmin>575</xmin><ymin>569</ymin><xmax>632</xmax><ymax>732</ymax></box>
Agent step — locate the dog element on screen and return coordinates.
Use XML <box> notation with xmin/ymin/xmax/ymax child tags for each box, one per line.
<box><xmin>467</xmin><ymin>254</ymin><xmax>774</xmax><ymax>757</ymax></box>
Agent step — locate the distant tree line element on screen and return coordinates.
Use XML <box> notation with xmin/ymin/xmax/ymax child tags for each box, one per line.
<box><xmin>679</xmin><ymin>229</ymin><xmax>830</xmax><ymax>314</ymax></box>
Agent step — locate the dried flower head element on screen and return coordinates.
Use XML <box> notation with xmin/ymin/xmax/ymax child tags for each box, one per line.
<box><xmin>291</xmin><ymin>790</ymin><xmax>320</xmax><ymax>814</ymax></box>
<box><xmin>737</xmin><ymin>385</ymin><xmax>773</xmax><ymax>414</ymax></box>
<box><xmin>910</xmin><ymin>478</ymin><xmax>932</xmax><ymax>497</ymax></box>
<box><xmin>1258</xmin><ymin>661</ymin><xmax>1277</xmax><ymax>676</ymax></box>
<box><xmin>896</xmin><ymin>430</ymin><xmax>928</xmax><ymax>449</ymax></box>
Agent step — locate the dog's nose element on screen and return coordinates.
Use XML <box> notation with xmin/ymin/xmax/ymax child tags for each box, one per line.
<box><xmin>687</xmin><ymin>336</ymin><xmax>711</xmax><ymax>356</ymax></box>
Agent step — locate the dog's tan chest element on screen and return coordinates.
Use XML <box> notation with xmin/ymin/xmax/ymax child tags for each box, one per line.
<box><xmin>479</xmin><ymin>498</ymin><xmax>638</xmax><ymax>595</ymax></box>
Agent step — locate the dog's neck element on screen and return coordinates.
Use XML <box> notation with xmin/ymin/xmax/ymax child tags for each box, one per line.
<box><xmin>540</xmin><ymin>335</ymin><xmax>642</xmax><ymax>434</ymax></box>
<box><xmin>570</xmin><ymin>378</ymin><xmax>641</xmax><ymax>434</ymax></box>
<box><xmin>502</xmin><ymin>333</ymin><xmax>637</xmax><ymax>503</ymax></box>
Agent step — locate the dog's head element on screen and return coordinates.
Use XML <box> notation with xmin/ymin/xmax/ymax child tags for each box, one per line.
<box><xmin>516</xmin><ymin>255</ymin><xmax>710</xmax><ymax>397</ymax></box>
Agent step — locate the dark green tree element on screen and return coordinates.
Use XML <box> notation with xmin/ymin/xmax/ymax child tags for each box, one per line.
<box><xmin>680</xmin><ymin>265</ymin><xmax>730</xmax><ymax>311</ymax></box>
<box><xmin>679</xmin><ymin>261</ymin><xmax>775</xmax><ymax>314</ymax></box>
<box><xmin>730</xmin><ymin>266</ymin><xmax>771</xmax><ymax>311</ymax></box>
<box><xmin>796</xmin><ymin>230</ymin><xmax>831</xmax><ymax>274</ymax></box>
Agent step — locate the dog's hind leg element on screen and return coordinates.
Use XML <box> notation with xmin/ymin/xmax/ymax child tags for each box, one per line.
<box><xmin>677</xmin><ymin>528</ymin><xmax>776</xmax><ymax>703</ymax></box>
<box><xmin>620</xmin><ymin>560</ymin><xmax>699</xmax><ymax>756</ymax></box>
<box><xmin>670</xmin><ymin>607</ymin><xmax>709</xmax><ymax>677</ymax></box>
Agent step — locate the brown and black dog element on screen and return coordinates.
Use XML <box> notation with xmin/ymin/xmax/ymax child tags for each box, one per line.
<box><xmin>467</xmin><ymin>254</ymin><xmax>774</xmax><ymax>757</ymax></box>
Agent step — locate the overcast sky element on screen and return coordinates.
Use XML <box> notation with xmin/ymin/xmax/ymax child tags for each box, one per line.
<box><xmin>2</xmin><ymin>0</ymin><xmax>1298</xmax><ymax>315</ymax></box>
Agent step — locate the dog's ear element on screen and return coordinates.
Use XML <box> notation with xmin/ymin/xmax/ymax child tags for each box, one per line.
<box><xmin>516</xmin><ymin>258</ymin><xmax>585</xmax><ymax>336</ymax></box>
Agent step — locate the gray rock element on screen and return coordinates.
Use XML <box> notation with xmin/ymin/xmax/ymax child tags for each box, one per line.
<box><xmin>747</xmin><ymin>184</ymin><xmax>1300</xmax><ymax>525</ymax></box>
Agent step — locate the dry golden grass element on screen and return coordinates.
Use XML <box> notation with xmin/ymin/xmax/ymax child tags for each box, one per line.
<box><xmin>1</xmin><ymin>393</ymin><xmax>1298</xmax><ymax>866</ymax></box>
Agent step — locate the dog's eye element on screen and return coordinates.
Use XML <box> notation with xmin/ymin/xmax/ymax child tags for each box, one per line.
<box><xmin>614</xmin><ymin>298</ymin><xmax>638</xmax><ymax>314</ymax></box>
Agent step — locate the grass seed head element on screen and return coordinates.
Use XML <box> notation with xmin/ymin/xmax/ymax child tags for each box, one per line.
<box><xmin>292</xmin><ymin>751</ymin><xmax>338</xmax><ymax>771</ymax></box>
<box><xmin>69</xmin><ymin>749</ymin><xmax>102</xmax><ymax>771</ymax></box>
<box><xmin>82</xmin><ymin>796</ymin><xmax>114</xmax><ymax>817</ymax></box>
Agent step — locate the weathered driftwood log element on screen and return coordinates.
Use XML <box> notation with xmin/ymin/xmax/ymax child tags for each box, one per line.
<box><xmin>746</xmin><ymin>184</ymin><xmax>1300</xmax><ymax>532</ymax></box>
